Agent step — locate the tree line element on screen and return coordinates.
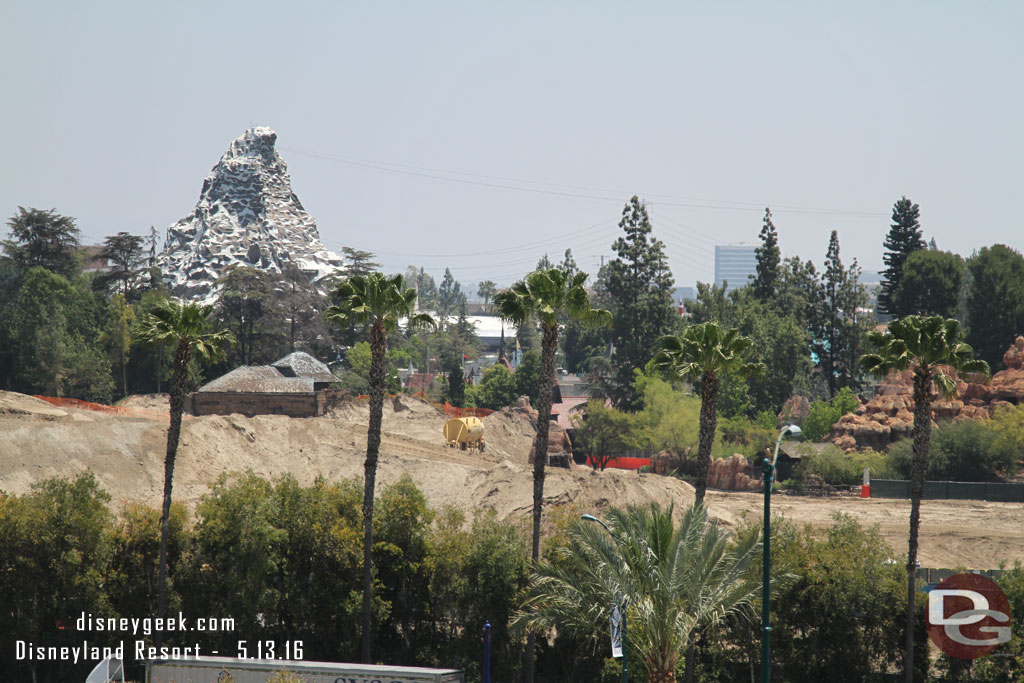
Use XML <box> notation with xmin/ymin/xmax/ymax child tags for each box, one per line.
<box><xmin>2</xmin><ymin>472</ymin><xmax>1021</xmax><ymax>682</ymax></box>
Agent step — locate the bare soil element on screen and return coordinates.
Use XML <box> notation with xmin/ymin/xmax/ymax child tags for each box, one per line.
<box><xmin>1</xmin><ymin>390</ymin><xmax>1021</xmax><ymax>569</ymax></box>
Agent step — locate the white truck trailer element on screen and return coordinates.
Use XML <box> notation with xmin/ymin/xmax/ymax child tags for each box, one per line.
<box><xmin>145</xmin><ymin>656</ymin><xmax>464</xmax><ymax>683</ymax></box>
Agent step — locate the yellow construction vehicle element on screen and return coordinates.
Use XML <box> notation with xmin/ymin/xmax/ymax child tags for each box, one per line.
<box><xmin>443</xmin><ymin>416</ymin><xmax>485</xmax><ymax>452</ymax></box>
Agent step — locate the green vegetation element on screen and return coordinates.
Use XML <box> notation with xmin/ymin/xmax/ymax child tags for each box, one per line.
<box><xmin>800</xmin><ymin>386</ymin><xmax>860</xmax><ymax>442</ymax></box>
<box><xmin>788</xmin><ymin>445</ymin><xmax>897</xmax><ymax>486</ymax></box>
<box><xmin>652</xmin><ymin>322</ymin><xmax>763</xmax><ymax>503</ymax></box>
<box><xmin>514</xmin><ymin>503</ymin><xmax>761</xmax><ymax>682</ymax></box>
<box><xmin>887</xmin><ymin>418</ymin><xmax>1018</xmax><ymax>482</ymax></box>
<box><xmin>4</xmin><ymin>473</ymin><xmax>1024</xmax><ymax>682</ymax></box>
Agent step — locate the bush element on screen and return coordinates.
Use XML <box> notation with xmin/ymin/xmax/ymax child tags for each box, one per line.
<box><xmin>791</xmin><ymin>444</ymin><xmax>897</xmax><ymax>486</ymax></box>
<box><xmin>718</xmin><ymin>415</ymin><xmax>774</xmax><ymax>457</ymax></box>
<box><xmin>800</xmin><ymin>387</ymin><xmax>860</xmax><ymax>442</ymax></box>
<box><xmin>887</xmin><ymin>419</ymin><xmax>1017</xmax><ymax>481</ymax></box>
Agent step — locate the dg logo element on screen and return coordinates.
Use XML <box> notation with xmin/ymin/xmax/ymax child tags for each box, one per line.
<box><xmin>926</xmin><ymin>573</ymin><xmax>1012</xmax><ymax>659</ymax></box>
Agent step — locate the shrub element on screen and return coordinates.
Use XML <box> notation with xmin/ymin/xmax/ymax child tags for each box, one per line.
<box><xmin>718</xmin><ymin>415</ymin><xmax>774</xmax><ymax>458</ymax></box>
<box><xmin>791</xmin><ymin>445</ymin><xmax>897</xmax><ymax>486</ymax></box>
<box><xmin>888</xmin><ymin>419</ymin><xmax>1017</xmax><ymax>481</ymax></box>
<box><xmin>801</xmin><ymin>387</ymin><xmax>860</xmax><ymax>442</ymax></box>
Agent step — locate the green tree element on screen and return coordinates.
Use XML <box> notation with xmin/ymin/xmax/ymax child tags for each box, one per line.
<box><xmin>2</xmin><ymin>206</ymin><xmax>81</xmax><ymax>278</ymax></box>
<box><xmin>800</xmin><ymin>387</ymin><xmax>860</xmax><ymax>442</ymax></box>
<box><xmin>966</xmin><ymin>244</ymin><xmax>1024</xmax><ymax>370</ymax></box>
<box><xmin>753</xmin><ymin>207</ymin><xmax>780</xmax><ymax>301</ymax></box>
<box><xmin>896</xmin><ymin>249</ymin><xmax>965</xmax><ymax>319</ymax></box>
<box><xmin>107</xmin><ymin>500</ymin><xmax>188</xmax><ymax>621</ymax></box>
<box><xmin>494</xmin><ymin>267</ymin><xmax>611</xmax><ymax>681</ymax></box>
<box><xmin>514</xmin><ymin>503</ymin><xmax>761</xmax><ymax>683</ymax></box>
<box><xmin>860</xmin><ymin>315</ymin><xmax>988</xmax><ymax>682</ymax></box>
<box><xmin>94</xmin><ymin>231</ymin><xmax>146</xmax><ymax>300</ymax></box>
<box><xmin>879</xmin><ymin>196</ymin><xmax>926</xmax><ymax>318</ymax></box>
<box><xmin>99</xmin><ymin>292</ymin><xmax>136</xmax><ymax>398</ymax></box>
<box><xmin>403</xmin><ymin>266</ymin><xmax>437</xmax><ymax>310</ymax></box>
<box><xmin>470</xmin><ymin>363</ymin><xmax>520</xmax><ymax>410</ymax></box>
<box><xmin>323</xmin><ymin>272</ymin><xmax>434</xmax><ymax>662</ymax></box>
<box><xmin>341</xmin><ymin>341</ymin><xmax>406</xmax><ymax>394</ymax></box>
<box><xmin>730</xmin><ymin>291</ymin><xmax>814</xmax><ymax>415</ymax></box>
<box><xmin>341</xmin><ymin>247</ymin><xmax>381</xmax><ymax>277</ymax></box>
<box><xmin>887</xmin><ymin>418</ymin><xmax>1017</xmax><ymax>482</ymax></box>
<box><xmin>515</xmin><ymin>350</ymin><xmax>542</xmax><ymax>406</ymax></box>
<box><xmin>276</xmin><ymin>262</ymin><xmax>332</xmax><ymax>356</ymax></box>
<box><xmin>427</xmin><ymin>507</ymin><xmax>530</xmax><ymax>678</ymax></box>
<box><xmin>445</xmin><ymin>356</ymin><xmax>466</xmax><ymax>406</ymax></box>
<box><xmin>6</xmin><ymin>266</ymin><xmax>111</xmax><ymax>399</ymax></box>
<box><xmin>437</xmin><ymin>267</ymin><xmax>462</xmax><ymax>325</ymax></box>
<box><xmin>559</xmin><ymin>248</ymin><xmax>579</xmax><ymax>276</ymax></box>
<box><xmin>477</xmin><ymin>280</ymin><xmax>497</xmax><ymax>309</ymax></box>
<box><xmin>571</xmin><ymin>400</ymin><xmax>640</xmax><ymax>470</ymax></box>
<box><xmin>652</xmin><ymin>322</ymin><xmax>763</xmax><ymax>503</ymax></box>
<box><xmin>769</xmin><ymin>515</ymin><xmax>910</xmax><ymax>682</ymax></box>
<box><xmin>0</xmin><ymin>473</ymin><xmax>115</xmax><ymax>681</ymax></box>
<box><xmin>216</xmin><ymin>265</ymin><xmax>277</xmax><ymax>366</ymax></box>
<box><xmin>811</xmin><ymin>231</ymin><xmax>870</xmax><ymax>396</ymax></box>
<box><xmin>135</xmin><ymin>301</ymin><xmax>234</xmax><ymax>631</ymax></box>
<box><xmin>604</xmin><ymin>196</ymin><xmax>676</xmax><ymax>408</ymax></box>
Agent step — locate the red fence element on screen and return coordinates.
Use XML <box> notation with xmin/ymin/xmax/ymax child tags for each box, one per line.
<box><xmin>586</xmin><ymin>456</ymin><xmax>651</xmax><ymax>471</ymax></box>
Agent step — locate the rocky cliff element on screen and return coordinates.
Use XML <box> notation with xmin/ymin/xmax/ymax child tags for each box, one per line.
<box><xmin>831</xmin><ymin>336</ymin><xmax>1024</xmax><ymax>451</ymax></box>
<box><xmin>159</xmin><ymin>127</ymin><xmax>343</xmax><ymax>301</ymax></box>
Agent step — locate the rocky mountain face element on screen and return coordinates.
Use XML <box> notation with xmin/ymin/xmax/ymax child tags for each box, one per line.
<box><xmin>159</xmin><ymin>127</ymin><xmax>343</xmax><ymax>301</ymax></box>
<box><xmin>830</xmin><ymin>336</ymin><xmax>1024</xmax><ymax>451</ymax></box>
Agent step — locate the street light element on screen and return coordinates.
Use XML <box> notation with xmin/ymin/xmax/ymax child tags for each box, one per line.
<box><xmin>761</xmin><ymin>423</ymin><xmax>801</xmax><ymax>683</ymax></box>
<box><xmin>582</xmin><ymin>513</ymin><xmax>627</xmax><ymax>683</ymax></box>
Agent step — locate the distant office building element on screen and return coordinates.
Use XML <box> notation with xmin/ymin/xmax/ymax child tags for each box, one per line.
<box><xmin>715</xmin><ymin>244</ymin><xmax>758</xmax><ymax>292</ymax></box>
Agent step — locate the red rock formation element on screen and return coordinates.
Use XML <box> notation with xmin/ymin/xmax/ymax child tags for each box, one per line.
<box><xmin>778</xmin><ymin>395</ymin><xmax>811</xmax><ymax>425</ymax></box>
<box><xmin>706</xmin><ymin>454</ymin><xmax>762</xmax><ymax>491</ymax></box>
<box><xmin>830</xmin><ymin>337</ymin><xmax>1024</xmax><ymax>451</ymax></box>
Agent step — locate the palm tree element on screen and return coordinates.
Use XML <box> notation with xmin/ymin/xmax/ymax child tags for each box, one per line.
<box><xmin>495</xmin><ymin>268</ymin><xmax>610</xmax><ymax>683</ymax></box>
<box><xmin>515</xmin><ymin>503</ymin><xmax>762</xmax><ymax>683</ymax></box>
<box><xmin>324</xmin><ymin>272</ymin><xmax>434</xmax><ymax>663</ymax></box>
<box><xmin>136</xmin><ymin>301</ymin><xmax>234</xmax><ymax>626</ymax></box>
<box><xmin>477</xmin><ymin>279</ymin><xmax>497</xmax><ymax>311</ymax></box>
<box><xmin>860</xmin><ymin>315</ymin><xmax>988</xmax><ymax>683</ymax></box>
<box><xmin>494</xmin><ymin>268</ymin><xmax>611</xmax><ymax>561</ymax></box>
<box><xmin>652</xmin><ymin>322</ymin><xmax>763</xmax><ymax>504</ymax></box>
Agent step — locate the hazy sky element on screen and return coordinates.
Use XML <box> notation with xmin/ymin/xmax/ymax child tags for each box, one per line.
<box><xmin>2</xmin><ymin>1</ymin><xmax>1021</xmax><ymax>289</ymax></box>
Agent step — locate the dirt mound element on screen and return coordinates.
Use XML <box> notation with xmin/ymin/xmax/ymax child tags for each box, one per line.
<box><xmin>2</xmin><ymin>389</ymin><xmax>1023</xmax><ymax>569</ymax></box>
<box><xmin>0</xmin><ymin>391</ymin><xmax>68</xmax><ymax>417</ymax></box>
<box><xmin>482</xmin><ymin>409</ymin><xmax>537</xmax><ymax>465</ymax></box>
<box><xmin>119</xmin><ymin>394</ymin><xmax>171</xmax><ymax>411</ymax></box>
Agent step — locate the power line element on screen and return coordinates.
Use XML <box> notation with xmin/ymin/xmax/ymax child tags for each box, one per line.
<box><xmin>283</xmin><ymin>146</ymin><xmax>889</xmax><ymax>218</ymax></box>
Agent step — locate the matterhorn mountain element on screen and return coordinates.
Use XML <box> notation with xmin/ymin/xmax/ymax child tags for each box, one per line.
<box><xmin>158</xmin><ymin>127</ymin><xmax>344</xmax><ymax>301</ymax></box>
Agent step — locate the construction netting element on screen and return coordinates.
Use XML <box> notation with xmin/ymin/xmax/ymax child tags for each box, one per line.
<box><xmin>33</xmin><ymin>396</ymin><xmax>129</xmax><ymax>414</ymax></box>
<box><xmin>443</xmin><ymin>403</ymin><xmax>495</xmax><ymax>419</ymax></box>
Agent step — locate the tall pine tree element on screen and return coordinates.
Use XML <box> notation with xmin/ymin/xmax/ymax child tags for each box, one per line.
<box><xmin>604</xmin><ymin>196</ymin><xmax>675</xmax><ymax>408</ymax></box>
<box><xmin>753</xmin><ymin>207</ymin><xmax>780</xmax><ymax>301</ymax></box>
<box><xmin>879</xmin><ymin>196</ymin><xmax>926</xmax><ymax>318</ymax></box>
<box><xmin>811</xmin><ymin>231</ymin><xmax>871</xmax><ymax>395</ymax></box>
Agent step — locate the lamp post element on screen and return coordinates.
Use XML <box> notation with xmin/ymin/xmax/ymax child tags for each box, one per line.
<box><xmin>761</xmin><ymin>423</ymin><xmax>801</xmax><ymax>683</ymax></box>
<box><xmin>582</xmin><ymin>513</ymin><xmax>627</xmax><ymax>683</ymax></box>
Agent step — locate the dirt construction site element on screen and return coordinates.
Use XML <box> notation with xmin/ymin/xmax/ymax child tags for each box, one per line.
<box><xmin>1</xmin><ymin>390</ymin><xmax>1022</xmax><ymax>570</ymax></box>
